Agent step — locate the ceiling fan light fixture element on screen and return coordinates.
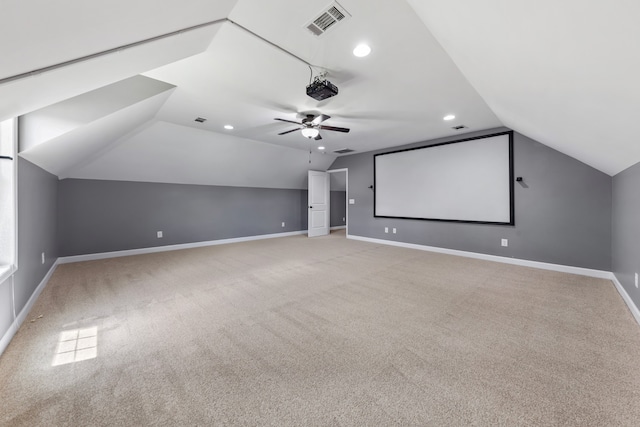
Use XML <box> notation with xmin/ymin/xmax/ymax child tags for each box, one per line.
<box><xmin>301</xmin><ymin>128</ymin><xmax>320</xmax><ymax>139</ymax></box>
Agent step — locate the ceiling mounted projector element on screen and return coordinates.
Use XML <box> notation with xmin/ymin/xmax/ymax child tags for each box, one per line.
<box><xmin>306</xmin><ymin>78</ymin><xmax>339</xmax><ymax>101</ymax></box>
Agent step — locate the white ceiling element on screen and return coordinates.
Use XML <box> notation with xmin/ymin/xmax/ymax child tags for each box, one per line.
<box><xmin>2</xmin><ymin>0</ymin><xmax>637</xmax><ymax>184</ymax></box>
<box><xmin>406</xmin><ymin>0</ymin><xmax>640</xmax><ymax>176</ymax></box>
<box><xmin>68</xmin><ymin>121</ymin><xmax>335</xmax><ymax>189</ymax></box>
<box><xmin>143</xmin><ymin>0</ymin><xmax>500</xmax><ymax>155</ymax></box>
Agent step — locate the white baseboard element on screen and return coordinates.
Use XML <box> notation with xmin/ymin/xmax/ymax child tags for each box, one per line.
<box><xmin>610</xmin><ymin>275</ymin><xmax>640</xmax><ymax>326</ymax></box>
<box><xmin>347</xmin><ymin>234</ymin><xmax>612</xmax><ymax>279</ymax></box>
<box><xmin>330</xmin><ymin>226</ymin><xmax>346</xmax><ymax>230</ymax></box>
<box><xmin>58</xmin><ymin>230</ymin><xmax>308</xmax><ymax>264</ymax></box>
<box><xmin>347</xmin><ymin>234</ymin><xmax>640</xmax><ymax>326</ymax></box>
<box><xmin>3</xmin><ymin>233</ymin><xmax>638</xmax><ymax>361</ymax></box>
<box><xmin>0</xmin><ymin>260</ymin><xmax>59</xmax><ymax>357</ymax></box>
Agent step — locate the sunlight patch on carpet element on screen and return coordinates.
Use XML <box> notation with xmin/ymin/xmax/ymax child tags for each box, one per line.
<box><xmin>52</xmin><ymin>326</ymin><xmax>98</xmax><ymax>366</ymax></box>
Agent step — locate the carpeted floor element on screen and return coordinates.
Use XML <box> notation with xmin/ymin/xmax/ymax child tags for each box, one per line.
<box><xmin>1</xmin><ymin>230</ymin><xmax>640</xmax><ymax>426</ymax></box>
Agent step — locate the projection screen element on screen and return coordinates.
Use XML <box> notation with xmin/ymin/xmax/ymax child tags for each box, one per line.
<box><xmin>374</xmin><ymin>132</ymin><xmax>514</xmax><ymax>225</ymax></box>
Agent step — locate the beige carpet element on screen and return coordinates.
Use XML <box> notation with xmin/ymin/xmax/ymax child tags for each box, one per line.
<box><xmin>1</xmin><ymin>230</ymin><xmax>640</xmax><ymax>426</ymax></box>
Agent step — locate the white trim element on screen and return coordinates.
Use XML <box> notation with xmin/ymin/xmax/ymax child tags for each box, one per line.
<box><xmin>347</xmin><ymin>234</ymin><xmax>612</xmax><ymax>279</ymax></box>
<box><xmin>58</xmin><ymin>230</ymin><xmax>307</xmax><ymax>264</ymax></box>
<box><xmin>610</xmin><ymin>274</ymin><xmax>640</xmax><ymax>326</ymax></box>
<box><xmin>0</xmin><ymin>264</ymin><xmax>15</xmax><ymax>285</ymax></box>
<box><xmin>347</xmin><ymin>234</ymin><xmax>640</xmax><ymax>326</ymax></box>
<box><xmin>330</xmin><ymin>226</ymin><xmax>346</xmax><ymax>230</ymax></box>
<box><xmin>0</xmin><ymin>260</ymin><xmax>59</xmax><ymax>357</ymax></box>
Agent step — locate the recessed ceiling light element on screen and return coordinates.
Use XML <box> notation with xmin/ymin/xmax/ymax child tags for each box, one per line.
<box><xmin>224</xmin><ymin>125</ymin><xmax>234</xmax><ymax>130</ymax></box>
<box><xmin>443</xmin><ymin>114</ymin><xmax>456</xmax><ymax>121</ymax></box>
<box><xmin>318</xmin><ymin>146</ymin><xmax>326</xmax><ymax>150</ymax></box>
<box><xmin>353</xmin><ymin>43</ymin><xmax>371</xmax><ymax>58</ymax></box>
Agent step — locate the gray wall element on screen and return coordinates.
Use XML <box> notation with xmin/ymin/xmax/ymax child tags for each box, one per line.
<box><xmin>330</xmin><ymin>191</ymin><xmax>347</xmax><ymax>227</ymax></box>
<box><xmin>330</xmin><ymin>128</ymin><xmax>612</xmax><ymax>271</ymax></box>
<box><xmin>15</xmin><ymin>159</ymin><xmax>59</xmax><ymax>312</ymax></box>
<box><xmin>612</xmin><ymin>162</ymin><xmax>640</xmax><ymax>309</ymax></box>
<box><xmin>1</xmin><ymin>158</ymin><xmax>59</xmax><ymax>344</ymax></box>
<box><xmin>58</xmin><ymin>179</ymin><xmax>308</xmax><ymax>256</ymax></box>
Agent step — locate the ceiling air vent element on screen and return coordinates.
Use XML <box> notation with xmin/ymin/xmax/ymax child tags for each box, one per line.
<box><xmin>333</xmin><ymin>148</ymin><xmax>355</xmax><ymax>154</ymax></box>
<box><xmin>452</xmin><ymin>125</ymin><xmax>468</xmax><ymax>130</ymax></box>
<box><xmin>194</xmin><ymin>117</ymin><xmax>207</xmax><ymax>123</ymax></box>
<box><xmin>305</xmin><ymin>2</ymin><xmax>351</xmax><ymax>37</ymax></box>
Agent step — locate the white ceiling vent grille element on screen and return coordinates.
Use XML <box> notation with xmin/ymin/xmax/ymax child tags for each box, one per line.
<box><xmin>305</xmin><ymin>2</ymin><xmax>351</xmax><ymax>36</ymax></box>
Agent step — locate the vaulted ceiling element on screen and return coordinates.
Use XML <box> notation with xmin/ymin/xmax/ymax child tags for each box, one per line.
<box><xmin>1</xmin><ymin>0</ymin><xmax>637</xmax><ymax>188</ymax></box>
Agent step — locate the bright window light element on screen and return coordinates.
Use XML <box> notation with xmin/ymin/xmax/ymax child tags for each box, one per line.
<box><xmin>0</xmin><ymin>118</ymin><xmax>17</xmax><ymax>280</ymax></box>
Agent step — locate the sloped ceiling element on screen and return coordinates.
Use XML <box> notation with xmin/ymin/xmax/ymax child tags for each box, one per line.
<box><xmin>68</xmin><ymin>121</ymin><xmax>335</xmax><ymax>189</ymax></box>
<box><xmin>406</xmin><ymin>0</ymin><xmax>640</xmax><ymax>176</ymax></box>
<box><xmin>2</xmin><ymin>0</ymin><xmax>635</xmax><ymax>187</ymax></box>
<box><xmin>143</xmin><ymin>0</ymin><xmax>501</xmax><ymax>155</ymax></box>
<box><xmin>0</xmin><ymin>0</ymin><xmax>235</xmax><ymax>121</ymax></box>
<box><xmin>19</xmin><ymin>76</ymin><xmax>175</xmax><ymax>176</ymax></box>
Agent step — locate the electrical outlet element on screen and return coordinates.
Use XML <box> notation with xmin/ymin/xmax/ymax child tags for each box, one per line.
<box><xmin>501</xmin><ymin>239</ymin><xmax>508</xmax><ymax>247</ymax></box>
<box><xmin>281</xmin><ymin>222</ymin><xmax>285</xmax><ymax>227</ymax></box>
<box><xmin>157</xmin><ymin>231</ymin><xmax>163</xmax><ymax>238</ymax></box>
<box><xmin>349</xmin><ymin>199</ymin><xmax>355</xmax><ymax>205</ymax></box>
<box><xmin>384</xmin><ymin>227</ymin><xmax>389</xmax><ymax>233</ymax></box>
<box><xmin>41</xmin><ymin>252</ymin><xmax>45</xmax><ymax>264</ymax></box>
<box><xmin>635</xmin><ymin>273</ymin><xmax>638</xmax><ymax>288</ymax></box>
<box><xmin>342</xmin><ymin>217</ymin><xmax>345</xmax><ymax>222</ymax></box>
<box><xmin>393</xmin><ymin>228</ymin><xmax>397</xmax><ymax>234</ymax></box>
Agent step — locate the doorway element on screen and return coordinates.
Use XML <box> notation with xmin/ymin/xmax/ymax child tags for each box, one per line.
<box><xmin>327</xmin><ymin>168</ymin><xmax>348</xmax><ymax>237</ymax></box>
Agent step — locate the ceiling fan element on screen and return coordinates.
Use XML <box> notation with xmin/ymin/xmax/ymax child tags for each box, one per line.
<box><xmin>274</xmin><ymin>114</ymin><xmax>350</xmax><ymax>140</ymax></box>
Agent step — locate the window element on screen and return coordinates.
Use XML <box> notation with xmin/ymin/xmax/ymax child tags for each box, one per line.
<box><xmin>0</xmin><ymin>117</ymin><xmax>17</xmax><ymax>282</ymax></box>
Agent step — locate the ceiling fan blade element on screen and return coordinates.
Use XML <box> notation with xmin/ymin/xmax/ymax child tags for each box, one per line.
<box><xmin>314</xmin><ymin>133</ymin><xmax>323</xmax><ymax>140</ymax></box>
<box><xmin>319</xmin><ymin>125</ymin><xmax>350</xmax><ymax>133</ymax></box>
<box><xmin>274</xmin><ymin>118</ymin><xmax>302</xmax><ymax>125</ymax></box>
<box><xmin>312</xmin><ymin>114</ymin><xmax>331</xmax><ymax>126</ymax></box>
<box><xmin>278</xmin><ymin>127</ymin><xmax>302</xmax><ymax>135</ymax></box>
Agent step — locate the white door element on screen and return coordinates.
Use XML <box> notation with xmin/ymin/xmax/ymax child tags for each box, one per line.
<box><xmin>308</xmin><ymin>170</ymin><xmax>330</xmax><ymax>237</ymax></box>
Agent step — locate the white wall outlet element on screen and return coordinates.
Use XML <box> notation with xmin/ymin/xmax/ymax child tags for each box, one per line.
<box><xmin>393</xmin><ymin>228</ymin><xmax>397</xmax><ymax>234</ymax></box>
<box><xmin>349</xmin><ymin>199</ymin><xmax>355</xmax><ymax>205</ymax></box>
<box><xmin>384</xmin><ymin>227</ymin><xmax>389</xmax><ymax>233</ymax></box>
<box><xmin>157</xmin><ymin>231</ymin><xmax>163</xmax><ymax>238</ymax></box>
<box><xmin>635</xmin><ymin>273</ymin><xmax>638</xmax><ymax>288</ymax></box>
<box><xmin>41</xmin><ymin>252</ymin><xmax>45</xmax><ymax>264</ymax></box>
<box><xmin>342</xmin><ymin>217</ymin><xmax>345</xmax><ymax>222</ymax></box>
<box><xmin>501</xmin><ymin>238</ymin><xmax>508</xmax><ymax>247</ymax></box>
<box><xmin>281</xmin><ymin>222</ymin><xmax>285</xmax><ymax>227</ymax></box>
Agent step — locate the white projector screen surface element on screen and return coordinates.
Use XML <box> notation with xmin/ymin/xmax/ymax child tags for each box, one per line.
<box><xmin>374</xmin><ymin>132</ymin><xmax>513</xmax><ymax>224</ymax></box>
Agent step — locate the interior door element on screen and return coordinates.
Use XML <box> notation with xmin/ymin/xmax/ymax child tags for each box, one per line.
<box><xmin>308</xmin><ymin>170</ymin><xmax>330</xmax><ymax>237</ymax></box>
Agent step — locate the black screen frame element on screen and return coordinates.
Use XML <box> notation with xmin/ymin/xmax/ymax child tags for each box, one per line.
<box><xmin>373</xmin><ymin>131</ymin><xmax>515</xmax><ymax>226</ymax></box>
